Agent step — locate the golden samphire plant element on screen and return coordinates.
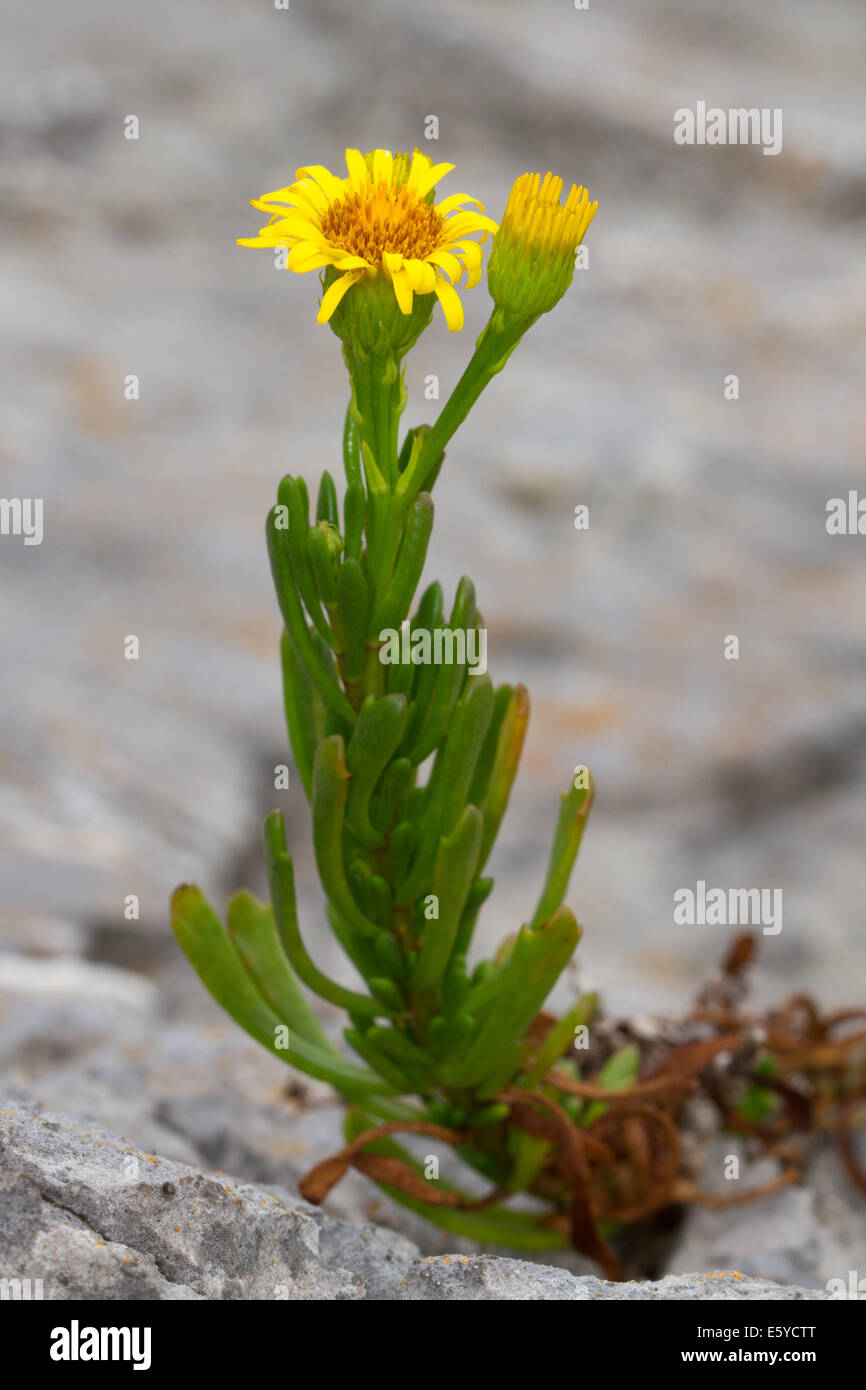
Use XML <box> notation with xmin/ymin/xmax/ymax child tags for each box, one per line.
<box><xmin>172</xmin><ymin>150</ymin><xmax>865</xmax><ymax>1279</ymax></box>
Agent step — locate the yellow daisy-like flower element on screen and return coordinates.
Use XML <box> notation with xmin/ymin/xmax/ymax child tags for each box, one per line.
<box><xmin>239</xmin><ymin>148</ymin><xmax>498</xmax><ymax>332</ymax></box>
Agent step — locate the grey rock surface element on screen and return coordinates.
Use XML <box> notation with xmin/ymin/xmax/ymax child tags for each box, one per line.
<box><xmin>400</xmin><ymin>1259</ymin><xmax>829</xmax><ymax>1302</ymax></box>
<box><xmin>0</xmin><ymin>1103</ymin><xmax>364</xmax><ymax>1300</ymax></box>
<box><xmin>0</xmin><ymin>1104</ymin><xmax>832</xmax><ymax>1301</ymax></box>
<box><xmin>669</xmin><ymin>1140</ymin><xmax>866</xmax><ymax>1292</ymax></box>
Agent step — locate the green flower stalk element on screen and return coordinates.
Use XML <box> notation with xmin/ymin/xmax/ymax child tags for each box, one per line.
<box><xmin>173</xmin><ymin>148</ymin><xmax>621</xmax><ymax>1272</ymax></box>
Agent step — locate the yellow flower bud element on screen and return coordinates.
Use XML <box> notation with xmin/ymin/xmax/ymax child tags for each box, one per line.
<box><xmin>487</xmin><ymin>172</ymin><xmax>597</xmax><ymax>323</ymax></box>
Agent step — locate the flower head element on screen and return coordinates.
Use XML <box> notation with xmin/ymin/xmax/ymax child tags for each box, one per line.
<box><xmin>239</xmin><ymin>148</ymin><xmax>497</xmax><ymax>335</ymax></box>
<box><xmin>487</xmin><ymin>172</ymin><xmax>597</xmax><ymax>323</ymax></box>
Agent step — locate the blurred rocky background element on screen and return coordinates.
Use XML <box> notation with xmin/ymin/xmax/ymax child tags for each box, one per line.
<box><xmin>1</xmin><ymin>0</ymin><xmax>864</xmax><ymax>1292</ymax></box>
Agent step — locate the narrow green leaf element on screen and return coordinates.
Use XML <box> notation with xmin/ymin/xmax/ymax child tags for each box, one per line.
<box><xmin>468</xmin><ymin>684</ymin><xmax>513</xmax><ymax>808</ymax></box>
<box><xmin>226</xmin><ymin>889</ymin><xmax>335</xmax><ymax>1054</ymax></box>
<box><xmin>370</xmin><ymin>757</ymin><xmax>413</xmax><ymax>835</ymax></box>
<box><xmin>344</xmin><ymin>695</ymin><xmax>408</xmax><ymax>848</ymax></box>
<box><xmin>368</xmin><ymin>978</ymin><xmax>406</xmax><ymax>1013</ymax></box>
<box><xmin>275</xmin><ymin>475</ymin><xmax>335</xmax><ymax>649</ymax></box>
<box><xmin>279</xmin><ymin>630</ymin><xmax>321</xmax><ymax>802</ymax></box>
<box><xmin>478</xmin><ymin>684</ymin><xmax>529</xmax><ymax>869</ymax></box>
<box><xmin>425</xmin><ymin>673</ymin><xmax>495</xmax><ymax>838</ymax></box>
<box><xmin>520</xmin><ymin>992</ymin><xmax>598</xmax><ymax>1089</ymax></box>
<box><xmin>343</xmin><ymin>479</ymin><xmax>366</xmax><ymax>562</ymax></box>
<box><xmin>344</xmin><ymin>1029</ymin><xmax>415</xmax><ymax>1093</ymax></box>
<box><xmin>442</xmin><ymin>952</ymin><xmax>470</xmax><ymax>1015</ymax></box>
<box><xmin>373</xmin><ymin>930</ymin><xmax>406</xmax><ymax>979</ymax></box>
<box><xmin>530</xmin><ymin>771</ymin><xmax>595</xmax><ymax>929</ymax></box>
<box><xmin>581</xmin><ymin>1043</ymin><xmax>640</xmax><ymax>1128</ymax></box>
<box><xmin>476</xmin><ymin>1039</ymin><xmax>533</xmax><ymax>1101</ymax></box>
<box><xmin>389</xmin><ymin>821</ymin><xmax>415</xmax><ymax>887</ymax></box>
<box><xmin>450</xmin><ymin>574</ymin><xmax>477</xmax><ymax>633</ymax></box>
<box><xmin>171</xmin><ymin>884</ymin><xmax>388</xmax><ymax>1096</ymax></box>
<box><xmin>317</xmin><ymin>469</ymin><xmax>339</xmax><ymax>525</ymax></box>
<box><xmin>336</xmin><ymin>557</ymin><xmax>369</xmax><ymax>684</ymax></box>
<box><xmin>360</xmin><ymin>439</ymin><xmax>389</xmax><ymax>574</ymax></box>
<box><xmin>411</xmin><ymin>806</ymin><xmax>483</xmax><ymax>992</ymax></box>
<box><xmin>372</xmin><ymin>492</ymin><xmax>434</xmax><ymax>633</ymax></box>
<box><xmin>507</xmin><ymin>1130</ymin><xmax>552</xmax><ymax>1194</ymax></box>
<box><xmin>267</xmin><ymin>507</ymin><xmax>355</xmax><ymax>724</ymax></box>
<box><xmin>453</xmin><ymin>875</ymin><xmax>494</xmax><ymax>958</ymax></box>
<box><xmin>363</xmin><ymin>1025</ymin><xmax>432</xmax><ymax>1089</ymax></box>
<box><xmin>325</xmin><ymin>902</ymin><xmax>383</xmax><ymax>985</ymax></box>
<box><xmin>263</xmin><ymin>812</ymin><xmax>384</xmax><ymax>1017</ymax></box>
<box><xmin>342</xmin><ymin>403</ymin><xmax>362</xmax><ymax>486</ymax></box>
<box><xmin>396</xmin><ymin>423</ymin><xmax>426</xmax><ymax>480</ymax></box>
<box><xmin>313</xmin><ymin>736</ymin><xmax>383</xmax><ymax>937</ymax></box>
<box><xmin>363</xmin><ymin>871</ymin><xmax>393</xmax><ymax>929</ymax></box>
<box><xmin>415</xmin><ymin>580</ymin><xmax>444</xmax><ymax>628</ymax></box>
<box><xmin>430</xmin><ymin>1010</ymin><xmax>475</xmax><ymax>1060</ymax></box>
<box><xmin>406</xmin><ymin>657</ymin><xmax>465</xmax><ymax>766</ymax></box>
<box><xmin>438</xmin><ymin>908</ymin><xmax>581</xmax><ymax>1089</ymax></box>
<box><xmin>307</xmin><ymin>522</ymin><xmax>341</xmax><ymax>609</ymax></box>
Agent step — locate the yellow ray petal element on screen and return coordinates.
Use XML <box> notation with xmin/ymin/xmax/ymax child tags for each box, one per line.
<box><xmin>434</xmin><ymin>276</ymin><xmax>464</xmax><ymax>331</ymax></box>
<box><xmin>451</xmin><ymin>239</ymin><xmax>483</xmax><ymax>268</ymax></box>
<box><xmin>410</xmin><ymin>160</ymin><xmax>455</xmax><ymax>200</ymax></box>
<box><xmin>426</xmin><ymin>249</ymin><xmax>463</xmax><ymax>283</ymax></box>
<box><xmin>253</xmin><ymin>185</ymin><xmax>298</xmax><ymax>205</ymax></box>
<box><xmin>265</xmin><ymin>179</ymin><xmax>329</xmax><ymax>215</ymax></box>
<box><xmin>317</xmin><ymin>270</ymin><xmax>364</xmax><ymax>323</ymax></box>
<box><xmin>254</xmin><ymin>216</ymin><xmax>327</xmax><ymax>246</ymax></box>
<box><xmin>444</xmin><ymin>212</ymin><xmax>499</xmax><ymax>240</ymax></box>
<box><xmin>373</xmin><ymin>149</ymin><xmax>394</xmax><ymax>187</ymax></box>
<box><xmin>390</xmin><ymin>266</ymin><xmax>414</xmax><ymax>315</ymax></box>
<box><xmin>404</xmin><ymin>259</ymin><xmax>437</xmax><ymax>294</ymax></box>
<box><xmin>253</xmin><ymin>195</ymin><xmax>324</xmax><ymax>227</ymax></box>
<box><xmin>289</xmin><ymin>243</ymin><xmax>333</xmax><ymax>273</ymax></box>
<box><xmin>406</xmin><ymin>150</ymin><xmax>433</xmax><ymax>190</ymax></box>
<box><xmin>333</xmin><ymin>254</ymin><xmax>373</xmax><ymax>271</ymax></box>
<box><xmin>434</xmin><ymin>192</ymin><xmax>484</xmax><ymax>216</ymax></box>
<box><xmin>344</xmin><ymin>148</ymin><xmax>370</xmax><ymax>192</ymax></box>
<box><xmin>295</xmin><ymin>164</ymin><xmax>345</xmax><ymax>204</ymax></box>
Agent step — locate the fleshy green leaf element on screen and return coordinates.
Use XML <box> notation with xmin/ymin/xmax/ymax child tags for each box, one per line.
<box><xmin>530</xmin><ymin>771</ymin><xmax>595</xmax><ymax>929</ymax></box>
<box><xmin>279</xmin><ymin>629</ymin><xmax>322</xmax><ymax>802</ymax></box>
<box><xmin>345</xmin><ymin>695</ymin><xmax>408</xmax><ymax>848</ymax></box>
<box><xmin>372</xmin><ymin>492</ymin><xmax>434</xmax><ymax>633</ymax></box>
<box><xmin>313</xmin><ymin>736</ymin><xmax>386</xmax><ymax>937</ymax></box>
<box><xmin>263</xmin><ymin>811</ymin><xmax>384</xmax><ymax>1017</ymax></box>
<box><xmin>336</xmin><ymin>557</ymin><xmax>369</xmax><ymax>685</ymax></box>
<box><xmin>267</xmin><ymin>506</ymin><xmax>355</xmax><ymax>723</ymax></box>
<box><xmin>171</xmin><ymin>884</ymin><xmax>389</xmax><ymax>1097</ymax></box>
<box><xmin>411</xmin><ymin>806</ymin><xmax>483</xmax><ymax>993</ymax></box>
<box><xmin>478</xmin><ymin>684</ymin><xmax>529</xmax><ymax>870</ymax></box>
<box><xmin>226</xmin><ymin>889</ymin><xmax>336</xmax><ymax>1054</ymax></box>
<box><xmin>581</xmin><ymin>1044</ymin><xmax>641</xmax><ymax>1128</ymax></box>
<box><xmin>439</xmin><ymin>908</ymin><xmax>581</xmax><ymax>1090</ymax></box>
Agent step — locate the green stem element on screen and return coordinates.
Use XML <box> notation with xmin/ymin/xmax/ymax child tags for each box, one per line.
<box><xmin>410</xmin><ymin>309</ymin><xmax>527</xmax><ymax>497</ymax></box>
<box><xmin>348</xmin><ymin>348</ymin><xmax>403</xmax><ymax>491</ymax></box>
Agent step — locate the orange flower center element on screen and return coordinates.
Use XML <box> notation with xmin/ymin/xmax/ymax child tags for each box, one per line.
<box><xmin>321</xmin><ymin>182</ymin><xmax>445</xmax><ymax>266</ymax></box>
